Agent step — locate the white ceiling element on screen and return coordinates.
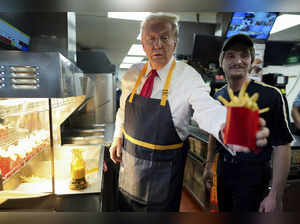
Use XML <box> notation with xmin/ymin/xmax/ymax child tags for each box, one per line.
<box><xmin>75</xmin><ymin>12</ymin><xmax>218</xmax><ymax>67</ymax></box>
<box><xmin>75</xmin><ymin>12</ymin><xmax>300</xmax><ymax>69</ymax></box>
<box><xmin>1</xmin><ymin>1</ymin><xmax>300</xmax><ymax>70</ymax></box>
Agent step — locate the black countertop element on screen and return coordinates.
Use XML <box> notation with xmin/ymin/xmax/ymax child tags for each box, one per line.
<box><xmin>0</xmin><ymin>194</ymin><xmax>102</xmax><ymax>211</ymax></box>
<box><xmin>188</xmin><ymin>125</ymin><xmax>209</xmax><ymax>143</ymax></box>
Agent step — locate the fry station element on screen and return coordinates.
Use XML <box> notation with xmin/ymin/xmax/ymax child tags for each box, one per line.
<box><xmin>0</xmin><ymin>9</ymin><xmax>300</xmax><ymax>214</ymax></box>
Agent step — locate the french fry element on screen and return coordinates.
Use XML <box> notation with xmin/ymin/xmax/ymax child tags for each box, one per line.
<box><xmin>232</xmin><ymin>96</ymin><xmax>240</xmax><ymax>105</ymax></box>
<box><xmin>259</xmin><ymin>107</ymin><xmax>270</xmax><ymax>114</ymax></box>
<box><xmin>228</xmin><ymin>88</ymin><xmax>235</xmax><ymax>102</ymax></box>
<box><xmin>252</xmin><ymin>103</ymin><xmax>259</xmax><ymax>111</ymax></box>
<box><xmin>224</xmin><ymin>83</ymin><xmax>266</xmax><ymax>113</ymax></box>
<box><xmin>238</xmin><ymin>81</ymin><xmax>249</xmax><ymax>99</ymax></box>
<box><xmin>218</xmin><ymin>96</ymin><xmax>230</xmax><ymax>106</ymax></box>
<box><xmin>247</xmin><ymin>100</ymin><xmax>253</xmax><ymax>110</ymax></box>
<box><xmin>250</xmin><ymin>93</ymin><xmax>259</xmax><ymax>102</ymax></box>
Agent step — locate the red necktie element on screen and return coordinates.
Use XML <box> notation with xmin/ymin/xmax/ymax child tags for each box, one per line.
<box><xmin>140</xmin><ymin>69</ymin><xmax>158</xmax><ymax>98</ymax></box>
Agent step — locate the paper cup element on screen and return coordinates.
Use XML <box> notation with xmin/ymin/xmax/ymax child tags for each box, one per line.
<box><xmin>224</xmin><ymin>107</ymin><xmax>260</xmax><ymax>152</ymax></box>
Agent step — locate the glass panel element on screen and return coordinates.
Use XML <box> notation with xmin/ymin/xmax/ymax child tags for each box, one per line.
<box><xmin>0</xmin><ymin>98</ymin><xmax>52</xmax><ymax>197</ymax></box>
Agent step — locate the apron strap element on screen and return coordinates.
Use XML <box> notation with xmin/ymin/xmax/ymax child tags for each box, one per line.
<box><xmin>160</xmin><ymin>59</ymin><xmax>176</xmax><ymax>106</ymax></box>
<box><xmin>122</xmin><ymin>128</ymin><xmax>183</xmax><ymax>150</ymax></box>
<box><xmin>129</xmin><ymin>62</ymin><xmax>149</xmax><ymax>103</ymax></box>
<box><xmin>128</xmin><ymin>59</ymin><xmax>177</xmax><ymax>106</ymax></box>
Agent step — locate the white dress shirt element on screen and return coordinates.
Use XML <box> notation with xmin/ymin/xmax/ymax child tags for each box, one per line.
<box><xmin>114</xmin><ymin>57</ymin><xmax>227</xmax><ymax>142</ymax></box>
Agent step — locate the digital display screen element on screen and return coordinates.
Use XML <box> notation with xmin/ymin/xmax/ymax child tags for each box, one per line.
<box><xmin>0</xmin><ymin>18</ymin><xmax>30</xmax><ymax>51</ymax></box>
<box><xmin>263</xmin><ymin>41</ymin><xmax>295</xmax><ymax>66</ymax></box>
<box><xmin>226</xmin><ymin>12</ymin><xmax>278</xmax><ymax>40</ymax></box>
<box><xmin>192</xmin><ymin>34</ymin><xmax>223</xmax><ymax>67</ymax></box>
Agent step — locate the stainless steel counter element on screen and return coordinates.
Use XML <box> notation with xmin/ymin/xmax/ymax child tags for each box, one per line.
<box><xmin>104</xmin><ymin>123</ymin><xmax>115</xmax><ymax>146</ymax></box>
<box><xmin>61</xmin><ymin>123</ymin><xmax>114</xmax><ymax>146</ymax></box>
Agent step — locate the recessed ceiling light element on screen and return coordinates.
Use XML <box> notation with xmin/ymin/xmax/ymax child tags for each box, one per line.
<box><xmin>128</xmin><ymin>44</ymin><xmax>146</xmax><ymax>56</ymax></box>
<box><xmin>107</xmin><ymin>12</ymin><xmax>151</xmax><ymax>21</ymax></box>
<box><xmin>120</xmin><ymin>63</ymin><xmax>133</xmax><ymax>69</ymax></box>
<box><xmin>122</xmin><ymin>56</ymin><xmax>144</xmax><ymax>64</ymax></box>
<box><xmin>271</xmin><ymin>14</ymin><xmax>300</xmax><ymax>34</ymax></box>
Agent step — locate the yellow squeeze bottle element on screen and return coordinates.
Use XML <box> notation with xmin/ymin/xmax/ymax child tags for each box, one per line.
<box><xmin>69</xmin><ymin>149</ymin><xmax>87</xmax><ymax>190</ymax></box>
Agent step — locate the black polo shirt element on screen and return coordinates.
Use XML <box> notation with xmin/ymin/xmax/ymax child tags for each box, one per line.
<box><xmin>214</xmin><ymin>79</ymin><xmax>293</xmax><ymax>162</ymax></box>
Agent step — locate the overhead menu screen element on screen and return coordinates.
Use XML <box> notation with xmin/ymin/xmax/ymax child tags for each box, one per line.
<box><xmin>0</xmin><ymin>18</ymin><xmax>30</xmax><ymax>51</ymax></box>
<box><xmin>226</xmin><ymin>12</ymin><xmax>278</xmax><ymax>40</ymax></box>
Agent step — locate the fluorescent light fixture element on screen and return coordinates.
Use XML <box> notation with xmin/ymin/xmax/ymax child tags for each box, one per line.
<box><xmin>108</xmin><ymin>12</ymin><xmax>151</xmax><ymax>21</ymax></box>
<box><xmin>120</xmin><ymin>63</ymin><xmax>133</xmax><ymax>69</ymax></box>
<box><xmin>128</xmin><ymin>44</ymin><xmax>146</xmax><ymax>56</ymax></box>
<box><xmin>122</xmin><ymin>56</ymin><xmax>144</xmax><ymax>64</ymax></box>
<box><xmin>270</xmin><ymin>14</ymin><xmax>300</xmax><ymax>34</ymax></box>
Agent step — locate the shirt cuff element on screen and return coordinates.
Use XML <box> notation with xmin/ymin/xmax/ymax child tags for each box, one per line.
<box><xmin>113</xmin><ymin>125</ymin><xmax>123</xmax><ymax>139</ymax></box>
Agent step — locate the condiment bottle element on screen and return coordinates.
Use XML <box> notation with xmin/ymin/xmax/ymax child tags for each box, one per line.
<box><xmin>69</xmin><ymin>149</ymin><xmax>87</xmax><ymax>190</ymax></box>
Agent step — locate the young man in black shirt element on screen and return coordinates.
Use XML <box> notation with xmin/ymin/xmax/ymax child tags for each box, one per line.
<box><xmin>203</xmin><ymin>34</ymin><xmax>293</xmax><ymax>212</ymax></box>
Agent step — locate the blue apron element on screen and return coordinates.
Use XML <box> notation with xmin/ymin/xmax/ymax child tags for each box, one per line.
<box><xmin>118</xmin><ymin>60</ymin><xmax>188</xmax><ymax>211</ymax></box>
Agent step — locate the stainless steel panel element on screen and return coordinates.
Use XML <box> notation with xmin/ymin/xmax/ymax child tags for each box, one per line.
<box><xmin>11</xmin><ymin>84</ymin><xmax>38</xmax><ymax>89</ymax></box>
<box><xmin>11</xmin><ymin>79</ymin><xmax>38</xmax><ymax>85</ymax></box>
<box><xmin>68</xmin><ymin>73</ymin><xmax>115</xmax><ymax>127</ymax></box>
<box><xmin>63</xmin><ymin>136</ymin><xmax>104</xmax><ymax>145</ymax></box>
<box><xmin>62</xmin><ymin>127</ymin><xmax>105</xmax><ymax>145</ymax></box>
<box><xmin>10</xmin><ymin>72</ymin><xmax>38</xmax><ymax>78</ymax></box>
<box><xmin>64</xmin><ymin>128</ymin><xmax>105</xmax><ymax>137</ymax></box>
<box><xmin>93</xmin><ymin>73</ymin><xmax>115</xmax><ymax>124</ymax></box>
<box><xmin>9</xmin><ymin>66</ymin><xmax>38</xmax><ymax>72</ymax></box>
<box><xmin>0</xmin><ymin>51</ymin><xmax>83</xmax><ymax>98</ymax></box>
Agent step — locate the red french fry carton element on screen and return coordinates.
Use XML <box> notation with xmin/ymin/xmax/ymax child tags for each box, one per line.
<box><xmin>224</xmin><ymin>106</ymin><xmax>260</xmax><ymax>153</ymax></box>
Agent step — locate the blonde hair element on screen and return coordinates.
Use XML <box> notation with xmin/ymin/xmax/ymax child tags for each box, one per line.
<box><xmin>140</xmin><ymin>12</ymin><xmax>179</xmax><ymax>40</ymax></box>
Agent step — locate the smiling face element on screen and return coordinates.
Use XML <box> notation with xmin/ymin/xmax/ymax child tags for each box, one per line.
<box><xmin>221</xmin><ymin>44</ymin><xmax>252</xmax><ymax>82</ymax></box>
<box><xmin>141</xmin><ymin>20</ymin><xmax>177</xmax><ymax>70</ymax></box>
